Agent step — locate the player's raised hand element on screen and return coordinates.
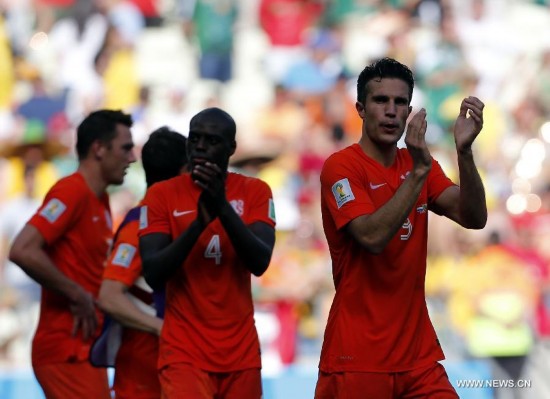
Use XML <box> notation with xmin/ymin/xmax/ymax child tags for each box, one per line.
<box><xmin>454</xmin><ymin>96</ymin><xmax>484</xmax><ymax>152</ymax></box>
<box><xmin>405</xmin><ymin>108</ymin><xmax>431</xmax><ymax>175</ymax></box>
<box><xmin>194</xmin><ymin>161</ymin><xmax>227</xmax><ymax>224</ymax></box>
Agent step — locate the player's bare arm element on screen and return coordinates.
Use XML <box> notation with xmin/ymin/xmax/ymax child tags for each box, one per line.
<box><xmin>218</xmin><ymin>213</ymin><xmax>275</xmax><ymax>276</ymax></box>
<box><xmin>98</xmin><ymin>279</ymin><xmax>162</xmax><ymax>336</ymax></box>
<box><xmin>9</xmin><ymin>224</ymin><xmax>98</xmax><ymax>340</ymax></box>
<box><xmin>430</xmin><ymin>96</ymin><xmax>487</xmax><ymax>229</ymax></box>
<box><xmin>140</xmin><ymin>219</ymin><xmax>206</xmax><ymax>290</ymax></box>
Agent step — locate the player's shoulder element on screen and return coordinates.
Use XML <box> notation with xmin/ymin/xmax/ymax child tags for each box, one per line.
<box><xmin>120</xmin><ymin>206</ymin><xmax>142</xmax><ymax>227</ymax></box>
<box><xmin>321</xmin><ymin>144</ymin><xmax>359</xmax><ymax>175</ymax></box>
<box><xmin>115</xmin><ymin>215</ymin><xmax>139</xmax><ymax>243</ymax></box>
<box><xmin>51</xmin><ymin>172</ymin><xmax>84</xmax><ymax>189</ymax></box>
<box><xmin>46</xmin><ymin>172</ymin><xmax>89</xmax><ymax>201</ymax></box>
<box><xmin>228</xmin><ymin>171</ymin><xmax>270</xmax><ymax>190</ymax></box>
<box><xmin>146</xmin><ymin>174</ymin><xmax>188</xmax><ymax>195</ymax></box>
<box><xmin>326</xmin><ymin>144</ymin><xmax>358</xmax><ymax>163</ymax></box>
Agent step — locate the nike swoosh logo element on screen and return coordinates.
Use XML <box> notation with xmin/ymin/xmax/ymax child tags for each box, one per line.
<box><xmin>173</xmin><ymin>210</ymin><xmax>195</xmax><ymax>217</ymax></box>
<box><xmin>369</xmin><ymin>182</ymin><xmax>387</xmax><ymax>190</ymax></box>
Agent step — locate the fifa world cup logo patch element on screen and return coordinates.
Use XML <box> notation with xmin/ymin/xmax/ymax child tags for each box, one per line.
<box><xmin>112</xmin><ymin>244</ymin><xmax>136</xmax><ymax>268</ymax></box>
<box><xmin>40</xmin><ymin>198</ymin><xmax>66</xmax><ymax>223</ymax></box>
<box><xmin>331</xmin><ymin>178</ymin><xmax>355</xmax><ymax>209</ymax></box>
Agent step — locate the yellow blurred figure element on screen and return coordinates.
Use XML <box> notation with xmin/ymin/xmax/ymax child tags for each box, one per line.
<box><xmin>5</xmin><ymin>157</ymin><xmax>58</xmax><ymax>200</ymax></box>
<box><xmin>0</xmin><ymin>15</ymin><xmax>15</xmax><ymax>108</ymax></box>
<box><xmin>448</xmin><ymin>244</ymin><xmax>537</xmax><ymax>357</ymax></box>
<box><xmin>0</xmin><ymin>120</ymin><xmax>63</xmax><ymax>201</ymax></box>
<box><xmin>103</xmin><ymin>49</ymin><xmax>140</xmax><ymax>112</ymax></box>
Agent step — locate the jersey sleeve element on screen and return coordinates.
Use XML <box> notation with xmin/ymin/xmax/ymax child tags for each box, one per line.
<box><xmin>427</xmin><ymin>158</ymin><xmax>456</xmax><ymax>205</ymax></box>
<box><xmin>320</xmin><ymin>152</ymin><xmax>375</xmax><ymax>231</ymax></box>
<box><xmin>27</xmin><ymin>180</ymin><xmax>85</xmax><ymax>245</ymax></box>
<box><xmin>138</xmin><ymin>182</ymin><xmax>171</xmax><ymax>237</ymax></box>
<box><xmin>103</xmin><ymin>220</ymin><xmax>141</xmax><ymax>287</ymax></box>
<box><xmin>244</xmin><ymin>178</ymin><xmax>276</xmax><ymax>228</ymax></box>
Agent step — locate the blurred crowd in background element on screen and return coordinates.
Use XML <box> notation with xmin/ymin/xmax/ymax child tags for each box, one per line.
<box><xmin>1</xmin><ymin>0</ymin><xmax>550</xmax><ymax>396</ymax></box>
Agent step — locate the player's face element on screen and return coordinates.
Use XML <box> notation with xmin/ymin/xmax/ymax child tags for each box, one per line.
<box><xmin>100</xmin><ymin>124</ymin><xmax>136</xmax><ymax>185</ymax></box>
<box><xmin>356</xmin><ymin>78</ymin><xmax>412</xmax><ymax>147</ymax></box>
<box><xmin>187</xmin><ymin>120</ymin><xmax>235</xmax><ymax>173</ymax></box>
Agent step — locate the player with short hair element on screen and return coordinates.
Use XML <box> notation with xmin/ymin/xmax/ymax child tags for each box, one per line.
<box><xmin>315</xmin><ymin>58</ymin><xmax>487</xmax><ymax>398</ymax></box>
<box><xmin>9</xmin><ymin>109</ymin><xmax>136</xmax><ymax>399</ymax></box>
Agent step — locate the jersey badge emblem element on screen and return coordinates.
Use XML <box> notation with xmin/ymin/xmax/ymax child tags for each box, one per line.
<box><xmin>40</xmin><ymin>198</ymin><xmax>66</xmax><ymax>223</ymax></box>
<box><xmin>230</xmin><ymin>199</ymin><xmax>244</xmax><ymax>216</ymax></box>
<box><xmin>332</xmin><ymin>178</ymin><xmax>355</xmax><ymax>208</ymax></box>
<box><xmin>112</xmin><ymin>243</ymin><xmax>136</xmax><ymax>268</ymax></box>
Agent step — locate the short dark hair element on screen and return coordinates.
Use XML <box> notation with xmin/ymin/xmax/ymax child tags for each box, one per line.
<box><xmin>76</xmin><ymin>109</ymin><xmax>133</xmax><ymax>160</ymax></box>
<box><xmin>356</xmin><ymin>58</ymin><xmax>415</xmax><ymax>104</ymax></box>
<box><xmin>190</xmin><ymin>107</ymin><xmax>236</xmax><ymax>141</ymax></box>
<box><xmin>141</xmin><ymin>126</ymin><xmax>187</xmax><ymax>187</ymax></box>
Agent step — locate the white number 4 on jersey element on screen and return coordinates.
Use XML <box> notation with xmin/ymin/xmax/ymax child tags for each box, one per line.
<box><xmin>204</xmin><ymin>235</ymin><xmax>222</xmax><ymax>265</ymax></box>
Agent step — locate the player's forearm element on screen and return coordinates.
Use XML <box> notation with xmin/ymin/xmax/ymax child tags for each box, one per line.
<box><xmin>457</xmin><ymin>149</ymin><xmax>487</xmax><ymax>229</ymax></box>
<box><xmin>142</xmin><ymin>220</ymin><xmax>206</xmax><ymax>288</ymax></box>
<box><xmin>98</xmin><ymin>292</ymin><xmax>162</xmax><ymax>336</ymax></box>
<box><xmin>9</xmin><ymin>246</ymin><xmax>82</xmax><ymax>301</ymax></box>
<box><xmin>349</xmin><ymin>171</ymin><xmax>427</xmax><ymax>254</ymax></box>
<box><xmin>217</xmin><ymin>202</ymin><xmax>273</xmax><ymax>276</ymax></box>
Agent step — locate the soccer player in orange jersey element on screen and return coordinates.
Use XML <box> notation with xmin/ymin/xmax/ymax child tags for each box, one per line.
<box><xmin>315</xmin><ymin>58</ymin><xmax>487</xmax><ymax>398</ymax></box>
<box><xmin>138</xmin><ymin>107</ymin><xmax>276</xmax><ymax>399</ymax></box>
<box><xmin>95</xmin><ymin>126</ymin><xmax>188</xmax><ymax>399</ymax></box>
<box><xmin>9</xmin><ymin>110</ymin><xmax>136</xmax><ymax>399</ymax></box>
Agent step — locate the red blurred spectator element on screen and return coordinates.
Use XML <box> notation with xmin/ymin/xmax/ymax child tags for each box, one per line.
<box><xmin>258</xmin><ymin>0</ymin><xmax>324</xmax><ymax>82</ymax></box>
<box><xmin>129</xmin><ymin>0</ymin><xmax>163</xmax><ymax>26</ymax></box>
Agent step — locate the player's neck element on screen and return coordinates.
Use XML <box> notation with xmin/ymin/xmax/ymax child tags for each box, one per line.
<box><xmin>358</xmin><ymin>138</ymin><xmax>397</xmax><ymax>167</ymax></box>
<box><xmin>77</xmin><ymin>162</ymin><xmax>108</xmax><ymax>197</ymax></box>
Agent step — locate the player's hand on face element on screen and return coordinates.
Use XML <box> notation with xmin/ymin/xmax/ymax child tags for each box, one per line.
<box><xmin>404</xmin><ymin>108</ymin><xmax>432</xmax><ymax>174</ymax></box>
<box><xmin>69</xmin><ymin>286</ymin><xmax>98</xmax><ymax>341</ymax></box>
<box><xmin>454</xmin><ymin>96</ymin><xmax>484</xmax><ymax>152</ymax></box>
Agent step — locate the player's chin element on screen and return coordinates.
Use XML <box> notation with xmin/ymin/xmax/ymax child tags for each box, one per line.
<box><xmin>110</xmin><ymin>173</ymin><xmax>126</xmax><ymax>185</ymax></box>
<box><xmin>375</xmin><ymin>136</ymin><xmax>400</xmax><ymax>146</ymax></box>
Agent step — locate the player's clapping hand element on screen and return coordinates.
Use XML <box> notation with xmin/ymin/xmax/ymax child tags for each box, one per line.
<box><xmin>194</xmin><ymin>161</ymin><xmax>227</xmax><ymax>221</ymax></box>
<box><xmin>198</xmin><ymin>190</ymin><xmax>218</xmax><ymax>225</ymax></box>
<box><xmin>454</xmin><ymin>96</ymin><xmax>484</xmax><ymax>152</ymax></box>
<box><xmin>405</xmin><ymin>108</ymin><xmax>431</xmax><ymax>175</ymax></box>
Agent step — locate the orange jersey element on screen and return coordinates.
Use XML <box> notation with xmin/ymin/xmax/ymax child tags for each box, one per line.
<box><xmin>27</xmin><ymin>172</ymin><xmax>112</xmax><ymax>366</ymax></box>
<box><xmin>319</xmin><ymin>144</ymin><xmax>455</xmax><ymax>373</ymax></box>
<box><xmin>103</xmin><ymin>205</ymin><xmax>160</xmax><ymax>399</ymax></box>
<box><xmin>139</xmin><ymin>172</ymin><xmax>276</xmax><ymax>372</ymax></box>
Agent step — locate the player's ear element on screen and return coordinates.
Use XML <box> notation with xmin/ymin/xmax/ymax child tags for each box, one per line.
<box><xmin>92</xmin><ymin>140</ymin><xmax>106</xmax><ymax>160</ymax></box>
<box><xmin>229</xmin><ymin>140</ymin><xmax>236</xmax><ymax>156</ymax></box>
<box><xmin>356</xmin><ymin>102</ymin><xmax>365</xmax><ymax>118</ymax></box>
